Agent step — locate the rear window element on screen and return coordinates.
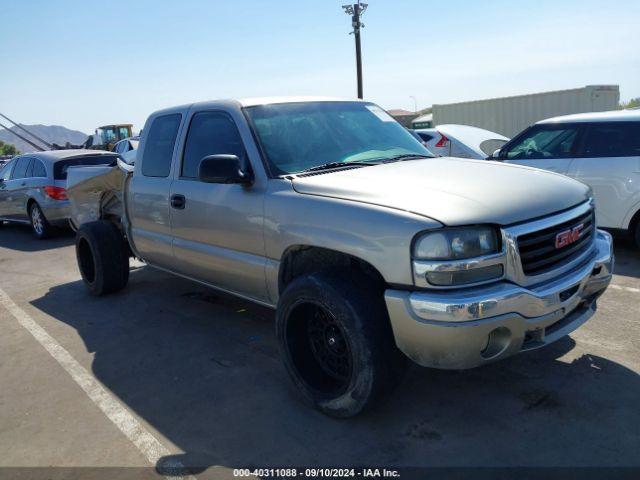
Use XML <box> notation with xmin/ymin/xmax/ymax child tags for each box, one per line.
<box><xmin>54</xmin><ymin>155</ymin><xmax>117</xmax><ymax>180</ymax></box>
<box><xmin>141</xmin><ymin>114</ymin><xmax>182</xmax><ymax>177</ymax></box>
<box><xmin>417</xmin><ymin>132</ymin><xmax>434</xmax><ymax>142</ymax></box>
<box><xmin>579</xmin><ymin>122</ymin><xmax>640</xmax><ymax>157</ymax></box>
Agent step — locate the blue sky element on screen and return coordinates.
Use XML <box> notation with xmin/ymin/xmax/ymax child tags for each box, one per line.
<box><xmin>1</xmin><ymin>0</ymin><xmax>639</xmax><ymax>133</ymax></box>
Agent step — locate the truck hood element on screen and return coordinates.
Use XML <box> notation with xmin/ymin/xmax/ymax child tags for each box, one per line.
<box><xmin>291</xmin><ymin>157</ymin><xmax>591</xmax><ymax>226</ymax></box>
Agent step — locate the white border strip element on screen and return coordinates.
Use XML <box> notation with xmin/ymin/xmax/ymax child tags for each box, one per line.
<box><xmin>0</xmin><ymin>287</ymin><xmax>193</xmax><ymax>479</ymax></box>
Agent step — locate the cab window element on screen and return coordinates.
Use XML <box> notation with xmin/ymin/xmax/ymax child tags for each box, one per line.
<box><xmin>505</xmin><ymin>125</ymin><xmax>580</xmax><ymax>160</ymax></box>
<box><xmin>181</xmin><ymin>111</ymin><xmax>247</xmax><ymax>179</ymax></box>
<box><xmin>141</xmin><ymin>114</ymin><xmax>182</xmax><ymax>178</ymax></box>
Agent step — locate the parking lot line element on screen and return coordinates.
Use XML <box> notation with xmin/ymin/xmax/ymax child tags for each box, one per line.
<box><xmin>0</xmin><ymin>287</ymin><xmax>194</xmax><ymax>479</ymax></box>
<box><xmin>610</xmin><ymin>284</ymin><xmax>640</xmax><ymax>293</ymax></box>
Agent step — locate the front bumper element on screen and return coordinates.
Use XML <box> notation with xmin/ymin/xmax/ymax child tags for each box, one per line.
<box><xmin>385</xmin><ymin>230</ymin><xmax>614</xmax><ymax>369</ymax></box>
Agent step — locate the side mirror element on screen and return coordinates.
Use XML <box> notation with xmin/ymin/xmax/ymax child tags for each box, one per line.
<box><xmin>198</xmin><ymin>155</ymin><xmax>252</xmax><ymax>185</ymax></box>
<box><xmin>489</xmin><ymin>148</ymin><xmax>503</xmax><ymax>160</ymax></box>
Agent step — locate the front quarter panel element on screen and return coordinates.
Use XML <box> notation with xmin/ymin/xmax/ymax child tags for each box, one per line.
<box><xmin>264</xmin><ymin>180</ymin><xmax>441</xmax><ymax>302</ymax></box>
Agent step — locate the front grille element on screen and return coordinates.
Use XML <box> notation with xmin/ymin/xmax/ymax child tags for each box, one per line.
<box><xmin>517</xmin><ymin>208</ymin><xmax>595</xmax><ymax>276</ymax></box>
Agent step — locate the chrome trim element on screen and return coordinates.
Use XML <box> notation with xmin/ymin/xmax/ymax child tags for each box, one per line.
<box><xmin>411</xmin><ymin>200</ymin><xmax>596</xmax><ymax>290</ymax></box>
<box><xmin>407</xmin><ymin>229</ymin><xmax>612</xmax><ymax>323</ymax></box>
<box><xmin>413</xmin><ymin>251</ymin><xmax>506</xmax><ymax>288</ymax></box>
<box><xmin>503</xmin><ymin>199</ymin><xmax>595</xmax><ymax>287</ymax></box>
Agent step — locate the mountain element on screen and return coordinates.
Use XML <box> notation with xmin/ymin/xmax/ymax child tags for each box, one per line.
<box><xmin>0</xmin><ymin>124</ymin><xmax>88</xmax><ymax>154</ymax></box>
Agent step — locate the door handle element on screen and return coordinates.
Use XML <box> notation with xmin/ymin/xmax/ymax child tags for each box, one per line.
<box><xmin>170</xmin><ymin>194</ymin><xmax>186</xmax><ymax>209</ymax></box>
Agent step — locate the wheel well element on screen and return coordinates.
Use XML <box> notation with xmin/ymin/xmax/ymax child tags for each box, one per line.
<box><xmin>26</xmin><ymin>198</ymin><xmax>36</xmax><ymax>214</ymax></box>
<box><xmin>629</xmin><ymin>208</ymin><xmax>640</xmax><ymax>235</ymax></box>
<box><xmin>278</xmin><ymin>246</ymin><xmax>386</xmax><ymax>295</ymax></box>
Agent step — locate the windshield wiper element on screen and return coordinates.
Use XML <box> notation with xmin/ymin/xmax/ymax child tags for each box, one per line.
<box><xmin>297</xmin><ymin>161</ymin><xmax>375</xmax><ymax>174</ymax></box>
<box><xmin>376</xmin><ymin>153</ymin><xmax>434</xmax><ymax>163</ymax></box>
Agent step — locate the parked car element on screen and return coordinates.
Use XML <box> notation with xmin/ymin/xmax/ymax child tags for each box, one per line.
<box><xmin>0</xmin><ymin>149</ymin><xmax>119</xmax><ymax>238</ymax></box>
<box><xmin>113</xmin><ymin>136</ymin><xmax>139</xmax><ymax>164</ymax></box>
<box><xmin>491</xmin><ymin>109</ymin><xmax>640</xmax><ymax>247</ymax></box>
<box><xmin>414</xmin><ymin>124</ymin><xmax>509</xmax><ymax>159</ymax></box>
<box><xmin>66</xmin><ymin>97</ymin><xmax>612</xmax><ymax>418</ymax></box>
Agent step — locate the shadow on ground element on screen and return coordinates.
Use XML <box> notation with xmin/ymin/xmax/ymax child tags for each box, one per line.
<box><xmin>29</xmin><ymin>264</ymin><xmax>640</xmax><ymax>473</ymax></box>
<box><xmin>0</xmin><ymin>223</ymin><xmax>74</xmax><ymax>252</ymax></box>
<box><xmin>608</xmin><ymin>231</ymin><xmax>639</xmax><ymax>280</ymax></box>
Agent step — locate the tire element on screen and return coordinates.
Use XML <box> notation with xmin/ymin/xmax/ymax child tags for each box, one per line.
<box><xmin>75</xmin><ymin>220</ymin><xmax>130</xmax><ymax>295</ymax></box>
<box><xmin>29</xmin><ymin>202</ymin><xmax>53</xmax><ymax>239</ymax></box>
<box><xmin>276</xmin><ymin>270</ymin><xmax>406</xmax><ymax>418</ymax></box>
<box><xmin>634</xmin><ymin>221</ymin><xmax>640</xmax><ymax>250</ymax></box>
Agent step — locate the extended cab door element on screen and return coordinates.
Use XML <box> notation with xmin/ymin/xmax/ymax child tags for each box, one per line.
<box><xmin>169</xmin><ymin>109</ymin><xmax>268</xmax><ymax>302</ymax></box>
<box><xmin>567</xmin><ymin>121</ymin><xmax>640</xmax><ymax>229</ymax></box>
<box><xmin>127</xmin><ymin>113</ymin><xmax>183</xmax><ymax>266</ymax></box>
<box><xmin>502</xmin><ymin>123</ymin><xmax>583</xmax><ymax>174</ymax></box>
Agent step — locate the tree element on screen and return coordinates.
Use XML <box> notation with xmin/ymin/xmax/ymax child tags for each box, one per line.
<box><xmin>619</xmin><ymin>97</ymin><xmax>640</xmax><ymax>109</ymax></box>
<box><xmin>0</xmin><ymin>140</ymin><xmax>19</xmax><ymax>156</ymax></box>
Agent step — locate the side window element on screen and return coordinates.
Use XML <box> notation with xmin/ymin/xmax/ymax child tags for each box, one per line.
<box><xmin>580</xmin><ymin>122</ymin><xmax>640</xmax><ymax>158</ymax></box>
<box><xmin>118</xmin><ymin>126</ymin><xmax>130</xmax><ymax>139</ymax></box>
<box><xmin>11</xmin><ymin>157</ymin><xmax>31</xmax><ymax>179</ymax></box>
<box><xmin>141</xmin><ymin>114</ymin><xmax>182</xmax><ymax>177</ymax></box>
<box><xmin>32</xmin><ymin>160</ymin><xmax>47</xmax><ymax>177</ymax></box>
<box><xmin>25</xmin><ymin>158</ymin><xmax>35</xmax><ymax>177</ymax></box>
<box><xmin>505</xmin><ymin>126</ymin><xmax>580</xmax><ymax>160</ymax></box>
<box><xmin>0</xmin><ymin>160</ymin><xmax>15</xmax><ymax>181</ymax></box>
<box><xmin>181</xmin><ymin>111</ymin><xmax>247</xmax><ymax>179</ymax></box>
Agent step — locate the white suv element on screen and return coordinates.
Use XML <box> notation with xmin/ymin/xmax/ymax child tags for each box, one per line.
<box><xmin>493</xmin><ymin>109</ymin><xmax>640</xmax><ymax>247</ymax></box>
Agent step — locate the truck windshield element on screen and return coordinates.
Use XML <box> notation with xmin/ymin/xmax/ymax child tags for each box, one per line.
<box><xmin>245</xmin><ymin>102</ymin><xmax>433</xmax><ymax>175</ymax></box>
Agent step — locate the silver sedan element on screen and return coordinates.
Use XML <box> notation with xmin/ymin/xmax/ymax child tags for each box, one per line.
<box><xmin>0</xmin><ymin>149</ymin><xmax>118</xmax><ymax>238</ymax></box>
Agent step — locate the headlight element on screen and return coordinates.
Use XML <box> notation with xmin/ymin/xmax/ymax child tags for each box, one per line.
<box><xmin>414</xmin><ymin>227</ymin><xmax>499</xmax><ymax>260</ymax></box>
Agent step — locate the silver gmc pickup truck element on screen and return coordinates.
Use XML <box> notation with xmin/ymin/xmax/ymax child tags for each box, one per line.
<box><xmin>67</xmin><ymin>97</ymin><xmax>613</xmax><ymax>418</ymax></box>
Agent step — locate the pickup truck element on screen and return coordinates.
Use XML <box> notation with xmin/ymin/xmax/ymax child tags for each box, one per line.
<box><xmin>67</xmin><ymin>97</ymin><xmax>614</xmax><ymax>418</ymax></box>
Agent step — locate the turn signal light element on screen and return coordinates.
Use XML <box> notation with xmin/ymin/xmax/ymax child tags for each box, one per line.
<box><xmin>43</xmin><ymin>186</ymin><xmax>68</xmax><ymax>200</ymax></box>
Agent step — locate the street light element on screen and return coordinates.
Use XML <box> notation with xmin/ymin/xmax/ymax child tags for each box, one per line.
<box><xmin>342</xmin><ymin>2</ymin><xmax>368</xmax><ymax>99</ymax></box>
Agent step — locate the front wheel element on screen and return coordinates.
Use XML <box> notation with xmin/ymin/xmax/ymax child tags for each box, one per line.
<box><xmin>30</xmin><ymin>203</ymin><xmax>53</xmax><ymax>239</ymax></box>
<box><xmin>276</xmin><ymin>271</ymin><xmax>406</xmax><ymax>418</ymax></box>
<box><xmin>75</xmin><ymin>220</ymin><xmax>130</xmax><ymax>295</ymax></box>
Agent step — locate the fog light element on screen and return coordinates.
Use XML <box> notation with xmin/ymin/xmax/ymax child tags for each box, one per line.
<box><xmin>480</xmin><ymin>327</ymin><xmax>511</xmax><ymax>359</ymax></box>
<box><xmin>426</xmin><ymin>264</ymin><xmax>503</xmax><ymax>286</ymax></box>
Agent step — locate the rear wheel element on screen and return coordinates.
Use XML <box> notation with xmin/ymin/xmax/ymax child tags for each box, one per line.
<box><xmin>276</xmin><ymin>270</ymin><xmax>406</xmax><ymax>418</ymax></box>
<box><xmin>75</xmin><ymin>220</ymin><xmax>130</xmax><ymax>295</ymax></box>
<box><xmin>29</xmin><ymin>203</ymin><xmax>52</xmax><ymax>239</ymax></box>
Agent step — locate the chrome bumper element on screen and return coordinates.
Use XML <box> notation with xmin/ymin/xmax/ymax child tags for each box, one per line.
<box><xmin>385</xmin><ymin>230</ymin><xmax>614</xmax><ymax>369</ymax></box>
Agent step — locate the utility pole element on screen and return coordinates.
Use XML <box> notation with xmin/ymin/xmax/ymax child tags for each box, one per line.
<box><xmin>342</xmin><ymin>2</ymin><xmax>368</xmax><ymax>99</ymax></box>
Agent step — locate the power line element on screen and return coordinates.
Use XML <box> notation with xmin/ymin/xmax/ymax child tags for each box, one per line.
<box><xmin>342</xmin><ymin>2</ymin><xmax>368</xmax><ymax>99</ymax></box>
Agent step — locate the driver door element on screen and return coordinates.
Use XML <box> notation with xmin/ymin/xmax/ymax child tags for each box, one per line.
<box><xmin>502</xmin><ymin>124</ymin><xmax>584</xmax><ymax>174</ymax></box>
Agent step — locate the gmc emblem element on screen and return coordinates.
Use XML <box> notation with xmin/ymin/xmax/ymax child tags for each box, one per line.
<box><xmin>555</xmin><ymin>224</ymin><xmax>584</xmax><ymax>249</ymax></box>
